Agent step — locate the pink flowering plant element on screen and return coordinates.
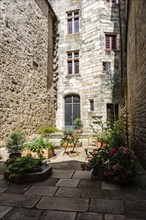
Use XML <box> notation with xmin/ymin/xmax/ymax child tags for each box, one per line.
<box><xmin>81</xmin><ymin>145</ymin><xmax>136</xmax><ymax>184</ymax></box>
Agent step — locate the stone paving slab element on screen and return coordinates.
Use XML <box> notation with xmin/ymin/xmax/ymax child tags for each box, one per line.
<box><xmin>72</xmin><ymin>170</ymin><xmax>92</xmax><ymax>179</ymax></box>
<box><xmin>30</xmin><ymin>178</ymin><xmax>59</xmax><ymax>186</ymax></box>
<box><xmin>51</xmin><ymin>169</ymin><xmax>75</xmax><ymax>178</ymax></box>
<box><xmin>55</xmin><ymin>187</ymin><xmax>82</xmax><ymax>197</ymax></box>
<box><xmin>122</xmin><ymin>189</ymin><xmax>146</xmax><ymax>201</ymax></box>
<box><xmin>36</xmin><ymin>196</ymin><xmax>89</xmax><ymax>212</ymax></box>
<box><xmin>124</xmin><ymin>200</ymin><xmax>146</xmax><ymax>219</ymax></box>
<box><xmin>0</xmin><ymin>175</ymin><xmax>4</xmax><ymax>180</ymax></box>
<box><xmin>2</xmin><ymin>207</ymin><xmax>43</xmax><ymax>220</ymax></box>
<box><xmin>89</xmin><ymin>199</ymin><xmax>124</xmax><ymax>214</ymax></box>
<box><xmin>40</xmin><ymin>210</ymin><xmax>76</xmax><ymax>220</ymax></box>
<box><xmin>126</xmin><ymin>211</ymin><xmax>146</xmax><ymax>220</ymax></box>
<box><xmin>78</xmin><ymin>179</ymin><xmax>101</xmax><ymax>189</ymax></box>
<box><xmin>5</xmin><ymin>185</ymin><xmax>31</xmax><ymax>194</ymax></box>
<box><xmin>25</xmin><ymin>186</ymin><xmax>58</xmax><ymax>196</ymax></box>
<box><xmin>81</xmin><ymin>188</ymin><xmax>123</xmax><ymax>200</ymax></box>
<box><xmin>124</xmin><ymin>200</ymin><xmax>146</xmax><ymax>212</ymax></box>
<box><xmin>55</xmin><ymin>178</ymin><xmax>80</xmax><ymax>187</ymax></box>
<box><xmin>102</xmin><ymin>182</ymin><xmax>121</xmax><ymax>190</ymax></box>
<box><xmin>0</xmin><ymin>186</ymin><xmax>8</xmax><ymax>193</ymax></box>
<box><xmin>77</xmin><ymin>212</ymin><xmax>103</xmax><ymax>220</ymax></box>
<box><xmin>0</xmin><ymin>193</ymin><xmax>41</xmax><ymax>208</ymax></box>
<box><xmin>0</xmin><ymin>206</ymin><xmax>12</xmax><ymax>219</ymax></box>
<box><xmin>105</xmin><ymin>214</ymin><xmax>126</xmax><ymax>220</ymax></box>
<box><xmin>0</xmin><ymin>179</ymin><xmax>11</xmax><ymax>187</ymax></box>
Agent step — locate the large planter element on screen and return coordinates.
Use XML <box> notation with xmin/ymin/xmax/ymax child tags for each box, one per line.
<box><xmin>96</xmin><ymin>141</ymin><xmax>107</xmax><ymax>147</ymax></box>
<box><xmin>22</xmin><ymin>148</ymin><xmax>55</xmax><ymax>159</ymax></box>
<box><xmin>4</xmin><ymin>166</ymin><xmax>52</xmax><ymax>184</ymax></box>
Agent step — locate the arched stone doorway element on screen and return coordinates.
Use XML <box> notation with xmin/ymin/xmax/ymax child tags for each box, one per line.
<box><xmin>64</xmin><ymin>94</ymin><xmax>80</xmax><ymax>128</ymax></box>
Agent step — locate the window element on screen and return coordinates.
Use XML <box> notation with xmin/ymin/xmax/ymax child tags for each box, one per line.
<box><xmin>105</xmin><ymin>34</ymin><xmax>117</xmax><ymax>50</ymax></box>
<box><xmin>67</xmin><ymin>51</ymin><xmax>79</xmax><ymax>75</ymax></box>
<box><xmin>89</xmin><ymin>99</ymin><xmax>94</xmax><ymax>111</ymax></box>
<box><xmin>103</xmin><ymin>62</ymin><xmax>111</xmax><ymax>73</ymax></box>
<box><xmin>67</xmin><ymin>11</ymin><xmax>79</xmax><ymax>34</ymax></box>
<box><xmin>107</xmin><ymin>103</ymin><xmax>119</xmax><ymax>123</ymax></box>
<box><xmin>65</xmin><ymin>94</ymin><xmax>80</xmax><ymax>127</ymax></box>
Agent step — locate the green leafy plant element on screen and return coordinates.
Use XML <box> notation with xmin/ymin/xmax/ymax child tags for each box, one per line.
<box><xmin>73</xmin><ymin>118</ymin><xmax>83</xmax><ymax>129</ymax></box>
<box><xmin>5</xmin><ymin>131</ymin><xmax>25</xmax><ymax>156</ymax></box>
<box><xmin>81</xmin><ymin>145</ymin><xmax>136</xmax><ymax>184</ymax></box>
<box><xmin>108</xmin><ymin>119</ymin><xmax>126</xmax><ymax>148</ymax></box>
<box><xmin>24</xmin><ymin>137</ymin><xmax>56</xmax><ymax>159</ymax></box>
<box><xmin>5</xmin><ymin>157</ymin><xmax>44</xmax><ymax>178</ymax></box>
<box><xmin>38</xmin><ymin>126</ymin><xmax>59</xmax><ymax>138</ymax></box>
<box><xmin>97</xmin><ymin>131</ymin><xmax>111</xmax><ymax>146</ymax></box>
<box><xmin>63</xmin><ymin>129</ymin><xmax>75</xmax><ymax>136</ymax></box>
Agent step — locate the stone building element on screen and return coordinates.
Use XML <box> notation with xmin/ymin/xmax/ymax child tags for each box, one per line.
<box><xmin>119</xmin><ymin>0</ymin><xmax>146</xmax><ymax>169</ymax></box>
<box><xmin>0</xmin><ymin>0</ymin><xmax>57</xmax><ymax>140</ymax></box>
<box><xmin>49</xmin><ymin>0</ymin><xmax>121</xmax><ymax>130</ymax></box>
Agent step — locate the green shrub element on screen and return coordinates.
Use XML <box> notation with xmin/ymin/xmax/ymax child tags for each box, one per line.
<box><xmin>63</xmin><ymin>129</ymin><xmax>75</xmax><ymax>136</ymax></box>
<box><xmin>5</xmin><ymin>157</ymin><xmax>44</xmax><ymax>178</ymax></box>
<box><xmin>5</xmin><ymin>131</ymin><xmax>25</xmax><ymax>155</ymax></box>
<box><xmin>108</xmin><ymin>119</ymin><xmax>126</xmax><ymax>148</ymax></box>
<box><xmin>38</xmin><ymin>126</ymin><xmax>59</xmax><ymax>138</ymax></box>
<box><xmin>24</xmin><ymin>137</ymin><xmax>56</xmax><ymax>159</ymax></box>
<box><xmin>73</xmin><ymin>118</ymin><xmax>83</xmax><ymax>129</ymax></box>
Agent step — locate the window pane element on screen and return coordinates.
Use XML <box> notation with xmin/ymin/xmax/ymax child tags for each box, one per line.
<box><xmin>65</xmin><ymin>96</ymin><xmax>72</xmax><ymax>103</ymax></box>
<box><xmin>67</xmin><ymin>53</ymin><xmax>72</xmax><ymax>58</ymax></box>
<box><xmin>68</xmin><ymin>61</ymin><xmax>72</xmax><ymax>74</ymax></box>
<box><xmin>74</xmin><ymin>11</ymin><xmax>79</xmax><ymax>15</ymax></box>
<box><xmin>106</xmin><ymin>35</ymin><xmax>110</xmax><ymax>49</ymax></box>
<box><xmin>68</xmin><ymin>19</ymin><xmax>72</xmax><ymax>34</ymax></box>
<box><xmin>74</xmin><ymin>60</ymin><xmax>79</xmax><ymax>74</ymax></box>
<box><xmin>107</xmin><ymin>103</ymin><xmax>114</xmax><ymax>122</ymax></box>
<box><xmin>73</xmin><ymin>95</ymin><xmax>80</xmax><ymax>103</ymax></box>
<box><xmin>65</xmin><ymin>103</ymin><xmax>72</xmax><ymax>126</ymax></box>
<box><xmin>90</xmin><ymin>99</ymin><xmax>94</xmax><ymax>111</ymax></box>
<box><xmin>67</xmin><ymin>12</ymin><xmax>72</xmax><ymax>17</ymax></box>
<box><xmin>74</xmin><ymin>18</ymin><xmax>79</xmax><ymax>33</ymax></box>
<box><xmin>112</xmin><ymin>35</ymin><xmax>116</xmax><ymax>49</ymax></box>
<box><xmin>103</xmin><ymin>62</ymin><xmax>111</xmax><ymax>72</ymax></box>
<box><xmin>74</xmin><ymin>52</ymin><xmax>79</xmax><ymax>58</ymax></box>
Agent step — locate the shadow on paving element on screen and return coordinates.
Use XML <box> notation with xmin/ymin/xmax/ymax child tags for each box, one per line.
<box><xmin>0</xmin><ymin>160</ymin><xmax>146</xmax><ymax>220</ymax></box>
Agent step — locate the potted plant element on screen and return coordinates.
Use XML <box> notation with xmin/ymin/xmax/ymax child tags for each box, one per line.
<box><xmin>38</xmin><ymin>126</ymin><xmax>59</xmax><ymax>139</ymax></box>
<box><xmin>96</xmin><ymin>131</ymin><xmax>110</xmax><ymax>147</ymax></box>
<box><xmin>73</xmin><ymin>118</ymin><xmax>83</xmax><ymax>134</ymax></box>
<box><xmin>81</xmin><ymin>145</ymin><xmax>136</xmax><ymax>184</ymax></box>
<box><xmin>4</xmin><ymin>156</ymin><xmax>52</xmax><ymax>183</ymax></box>
<box><xmin>24</xmin><ymin>137</ymin><xmax>56</xmax><ymax>159</ymax></box>
<box><xmin>5</xmin><ymin>131</ymin><xmax>25</xmax><ymax>159</ymax></box>
<box><xmin>108</xmin><ymin>119</ymin><xmax>126</xmax><ymax>148</ymax></box>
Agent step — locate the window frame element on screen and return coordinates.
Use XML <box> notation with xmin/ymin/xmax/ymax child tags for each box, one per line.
<box><xmin>67</xmin><ymin>51</ymin><xmax>79</xmax><ymax>75</ymax></box>
<box><xmin>105</xmin><ymin>34</ymin><xmax>117</xmax><ymax>51</ymax></box>
<box><xmin>89</xmin><ymin>99</ymin><xmax>94</xmax><ymax>111</ymax></box>
<box><xmin>67</xmin><ymin>10</ymin><xmax>79</xmax><ymax>35</ymax></box>
<box><xmin>102</xmin><ymin>62</ymin><xmax>111</xmax><ymax>73</ymax></box>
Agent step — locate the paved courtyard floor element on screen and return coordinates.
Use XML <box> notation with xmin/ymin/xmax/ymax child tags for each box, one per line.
<box><xmin>0</xmin><ymin>146</ymin><xmax>146</xmax><ymax>220</ymax></box>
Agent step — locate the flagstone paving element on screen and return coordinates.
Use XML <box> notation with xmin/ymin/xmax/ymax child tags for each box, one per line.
<box><xmin>0</xmin><ymin>160</ymin><xmax>146</xmax><ymax>220</ymax></box>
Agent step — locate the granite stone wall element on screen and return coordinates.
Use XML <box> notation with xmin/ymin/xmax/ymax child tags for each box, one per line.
<box><xmin>0</xmin><ymin>0</ymin><xmax>56</xmax><ymax>141</ymax></box>
<box><xmin>126</xmin><ymin>0</ymin><xmax>146</xmax><ymax>168</ymax></box>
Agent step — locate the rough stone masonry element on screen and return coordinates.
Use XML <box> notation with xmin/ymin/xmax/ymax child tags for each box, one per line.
<box><xmin>0</xmin><ymin>0</ymin><xmax>57</xmax><ymax>142</ymax></box>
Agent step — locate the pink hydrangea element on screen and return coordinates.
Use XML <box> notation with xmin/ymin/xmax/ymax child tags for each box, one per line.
<box><xmin>104</xmin><ymin>171</ymin><xmax>110</xmax><ymax>177</ymax></box>
<box><xmin>111</xmin><ymin>148</ymin><xmax>116</xmax><ymax>155</ymax></box>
